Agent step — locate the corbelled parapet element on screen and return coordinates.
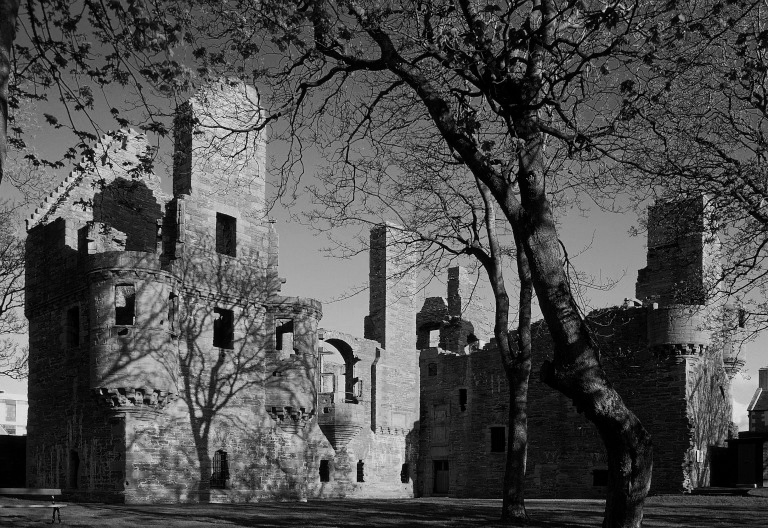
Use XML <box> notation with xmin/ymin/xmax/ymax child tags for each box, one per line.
<box><xmin>317</xmin><ymin>393</ymin><xmax>366</xmax><ymax>450</ymax></box>
<box><xmin>647</xmin><ymin>304</ymin><xmax>709</xmax><ymax>360</ymax></box>
<box><xmin>86</xmin><ymin>251</ymin><xmax>181</xmax><ymax>412</ymax></box>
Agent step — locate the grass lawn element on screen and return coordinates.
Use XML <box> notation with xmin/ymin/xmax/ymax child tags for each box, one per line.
<box><xmin>1</xmin><ymin>495</ymin><xmax>766</xmax><ymax>527</ymax></box>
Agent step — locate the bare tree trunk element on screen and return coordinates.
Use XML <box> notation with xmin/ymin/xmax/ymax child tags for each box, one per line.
<box><xmin>501</xmin><ymin>243</ymin><xmax>532</xmax><ymax>522</ymax></box>
<box><xmin>0</xmin><ymin>0</ymin><xmax>19</xmax><ymax>185</ymax></box>
<box><xmin>509</xmin><ymin>129</ymin><xmax>652</xmax><ymax>527</ymax></box>
<box><xmin>477</xmin><ymin>183</ymin><xmax>531</xmax><ymax>522</ymax></box>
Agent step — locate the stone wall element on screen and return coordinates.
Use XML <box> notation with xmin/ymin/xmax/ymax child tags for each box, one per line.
<box><xmin>418</xmin><ymin>305</ymin><xmax>732</xmax><ymax>498</ymax></box>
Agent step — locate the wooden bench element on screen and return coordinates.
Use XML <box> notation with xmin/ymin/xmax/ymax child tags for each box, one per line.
<box><xmin>0</xmin><ymin>488</ymin><xmax>66</xmax><ymax>523</ymax></box>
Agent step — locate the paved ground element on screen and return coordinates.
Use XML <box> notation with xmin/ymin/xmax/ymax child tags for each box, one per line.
<box><xmin>1</xmin><ymin>495</ymin><xmax>767</xmax><ymax>527</ymax></box>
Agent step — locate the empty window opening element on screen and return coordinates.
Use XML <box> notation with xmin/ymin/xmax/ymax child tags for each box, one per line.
<box><xmin>459</xmin><ymin>389</ymin><xmax>467</xmax><ymax>412</ymax></box>
<box><xmin>433</xmin><ymin>460</ymin><xmax>449</xmax><ymax>493</ymax></box>
<box><xmin>490</xmin><ymin>426</ymin><xmax>506</xmax><ymax>453</ymax></box>
<box><xmin>357</xmin><ymin>460</ymin><xmax>365</xmax><ymax>483</ymax></box>
<box><xmin>275</xmin><ymin>318</ymin><xmax>294</xmax><ymax>351</ymax></box>
<box><xmin>216</xmin><ymin>213</ymin><xmax>237</xmax><ymax>257</ymax></box>
<box><xmin>213</xmin><ymin>308</ymin><xmax>234</xmax><ymax>349</ymax></box>
<box><xmin>211</xmin><ymin>450</ymin><xmax>230</xmax><ymax>489</ymax></box>
<box><xmin>69</xmin><ymin>450</ymin><xmax>80</xmax><ymax>489</ymax></box>
<box><xmin>319</xmin><ymin>460</ymin><xmax>330</xmax><ymax>482</ymax></box>
<box><xmin>65</xmin><ymin>306</ymin><xmax>80</xmax><ymax>347</ymax></box>
<box><xmin>428</xmin><ymin>363</ymin><xmax>437</xmax><ymax>377</ymax></box>
<box><xmin>400</xmin><ymin>463</ymin><xmax>410</xmax><ymax>484</ymax></box>
<box><xmin>115</xmin><ymin>284</ymin><xmax>136</xmax><ymax>325</ymax></box>
<box><xmin>593</xmin><ymin>469</ymin><xmax>609</xmax><ymax>487</ymax></box>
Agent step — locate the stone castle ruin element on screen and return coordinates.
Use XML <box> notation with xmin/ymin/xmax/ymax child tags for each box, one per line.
<box><xmin>24</xmin><ymin>81</ymin><xmax>739</xmax><ymax>502</ymax></box>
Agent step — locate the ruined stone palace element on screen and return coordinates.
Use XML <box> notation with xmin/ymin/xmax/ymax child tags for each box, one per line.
<box><xmin>25</xmin><ymin>82</ymin><xmax>738</xmax><ymax>502</ymax></box>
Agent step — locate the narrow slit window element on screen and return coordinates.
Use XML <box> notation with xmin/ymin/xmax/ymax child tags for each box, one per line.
<box><xmin>490</xmin><ymin>426</ymin><xmax>506</xmax><ymax>453</ymax></box>
<box><xmin>66</xmin><ymin>306</ymin><xmax>80</xmax><ymax>347</ymax></box>
<box><xmin>319</xmin><ymin>460</ymin><xmax>330</xmax><ymax>482</ymax></box>
<box><xmin>211</xmin><ymin>450</ymin><xmax>230</xmax><ymax>489</ymax></box>
<box><xmin>275</xmin><ymin>318</ymin><xmax>294</xmax><ymax>351</ymax></box>
<box><xmin>357</xmin><ymin>460</ymin><xmax>365</xmax><ymax>483</ymax></box>
<box><xmin>213</xmin><ymin>308</ymin><xmax>234</xmax><ymax>349</ymax></box>
<box><xmin>459</xmin><ymin>389</ymin><xmax>467</xmax><ymax>412</ymax></box>
<box><xmin>216</xmin><ymin>213</ymin><xmax>237</xmax><ymax>257</ymax></box>
<box><xmin>168</xmin><ymin>293</ymin><xmax>178</xmax><ymax>334</ymax></box>
<box><xmin>115</xmin><ymin>284</ymin><xmax>136</xmax><ymax>326</ymax></box>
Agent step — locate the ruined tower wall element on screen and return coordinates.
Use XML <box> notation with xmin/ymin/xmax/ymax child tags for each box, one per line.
<box><xmin>24</xmin><ymin>131</ymin><xmax>171</xmax><ymax>499</ymax></box>
<box><xmin>636</xmin><ymin>196</ymin><xmax>720</xmax><ymax>305</ymax></box>
<box><xmin>26</xmin><ymin>82</ymin><xmax>419</xmax><ymax>503</ymax></box>
<box><xmin>364</xmin><ymin>225</ymin><xmax>419</xmax><ymax>434</ymax></box>
<box><xmin>418</xmin><ymin>307</ymin><xmax>730</xmax><ymax>498</ymax></box>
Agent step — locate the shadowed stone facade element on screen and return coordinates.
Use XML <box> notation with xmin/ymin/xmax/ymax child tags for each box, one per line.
<box><xmin>25</xmin><ymin>82</ymin><xmax>736</xmax><ymax>503</ymax></box>
<box><xmin>418</xmin><ymin>198</ymin><xmax>740</xmax><ymax>498</ymax></box>
<box><xmin>24</xmin><ymin>81</ymin><xmax>417</xmax><ymax>503</ymax></box>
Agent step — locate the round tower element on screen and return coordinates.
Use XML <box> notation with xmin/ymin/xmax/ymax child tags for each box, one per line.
<box><xmin>87</xmin><ymin>251</ymin><xmax>180</xmax><ymax>412</ymax></box>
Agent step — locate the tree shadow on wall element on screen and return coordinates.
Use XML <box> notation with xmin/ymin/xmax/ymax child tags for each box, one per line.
<box><xmin>88</xmin><ymin>221</ymin><xmax>319</xmax><ymax>503</ymax></box>
<box><xmin>170</xmin><ymin>235</ymin><xmax>318</xmax><ymax>503</ymax></box>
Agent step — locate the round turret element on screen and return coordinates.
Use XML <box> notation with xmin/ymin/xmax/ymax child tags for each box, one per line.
<box><xmin>264</xmin><ymin>297</ymin><xmax>322</xmax><ymax>433</ymax></box>
<box><xmin>87</xmin><ymin>251</ymin><xmax>180</xmax><ymax>411</ymax></box>
<box><xmin>647</xmin><ymin>304</ymin><xmax>709</xmax><ymax>356</ymax></box>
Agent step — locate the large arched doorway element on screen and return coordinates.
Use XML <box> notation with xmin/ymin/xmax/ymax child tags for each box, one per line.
<box><xmin>320</xmin><ymin>339</ymin><xmax>360</xmax><ymax>403</ymax></box>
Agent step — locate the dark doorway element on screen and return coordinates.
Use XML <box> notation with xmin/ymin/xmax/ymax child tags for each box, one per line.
<box><xmin>0</xmin><ymin>436</ymin><xmax>26</xmax><ymax>487</ymax></box>
<box><xmin>69</xmin><ymin>450</ymin><xmax>80</xmax><ymax>489</ymax></box>
<box><xmin>319</xmin><ymin>460</ymin><xmax>330</xmax><ymax>482</ymax></box>
<box><xmin>433</xmin><ymin>460</ymin><xmax>449</xmax><ymax>493</ymax></box>
<box><xmin>211</xmin><ymin>450</ymin><xmax>230</xmax><ymax>489</ymax></box>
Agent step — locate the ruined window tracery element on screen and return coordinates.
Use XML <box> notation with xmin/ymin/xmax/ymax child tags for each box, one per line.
<box><xmin>115</xmin><ymin>284</ymin><xmax>135</xmax><ymax>325</ymax></box>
